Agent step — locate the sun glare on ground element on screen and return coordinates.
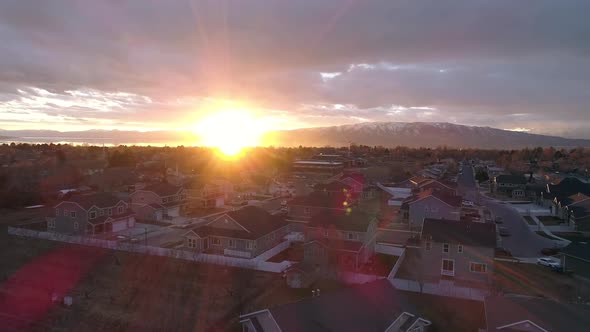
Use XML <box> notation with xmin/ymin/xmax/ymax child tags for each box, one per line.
<box><xmin>194</xmin><ymin>110</ymin><xmax>268</xmax><ymax>157</ymax></box>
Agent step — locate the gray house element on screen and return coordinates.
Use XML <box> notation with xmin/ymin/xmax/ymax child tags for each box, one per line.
<box><xmin>400</xmin><ymin>190</ymin><xmax>462</xmax><ymax>229</ymax></box>
<box><xmin>493</xmin><ymin>174</ymin><xmax>527</xmax><ymax>198</ymax></box>
<box><xmin>240</xmin><ymin>279</ymin><xmax>431</xmax><ymax>332</ymax></box>
<box><xmin>286</xmin><ymin>191</ymin><xmax>352</xmax><ymax>231</ymax></box>
<box><xmin>183</xmin><ymin>206</ymin><xmax>290</xmax><ymax>258</ymax></box>
<box><xmin>419</xmin><ymin>219</ymin><xmax>496</xmax><ymax>286</ymax></box>
<box><xmin>47</xmin><ymin>192</ymin><xmax>135</xmax><ymax>235</ymax></box>
<box><xmin>130</xmin><ymin>183</ymin><xmax>186</xmax><ymax>221</ymax></box>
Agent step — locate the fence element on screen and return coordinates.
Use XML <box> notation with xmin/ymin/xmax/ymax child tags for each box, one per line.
<box><xmin>375</xmin><ymin>243</ymin><xmax>405</xmax><ymax>256</ymax></box>
<box><xmin>7</xmin><ymin>227</ymin><xmax>291</xmax><ymax>273</ymax></box>
<box><xmin>387</xmin><ymin>248</ymin><xmax>406</xmax><ymax>279</ymax></box>
<box><xmin>391</xmin><ymin>278</ymin><xmax>488</xmax><ymax>301</ymax></box>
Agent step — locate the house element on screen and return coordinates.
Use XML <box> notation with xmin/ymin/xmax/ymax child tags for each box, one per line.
<box><xmin>182</xmin><ymin>206</ymin><xmax>290</xmax><ymax>258</ymax></box>
<box><xmin>419</xmin><ymin>219</ymin><xmax>495</xmax><ymax>286</ymax></box>
<box><xmin>338</xmin><ymin>172</ymin><xmax>366</xmax><ymax>193</ymax></box>
<box><xmin>559</xmin><ymin>194</ymin><xmax>590</xmax><ymax>230</ymax></box>
<box><xmin>292</xmin><ymin>160</ymin><xmax>344</xmax><ymax>174</ymax></box>
<box><xmin>313</xmin><ymin>181</ymin><xmax>353</xmax><ymax>197</ymax></box>
<box><xmin>400</xmin><ymin>190</ymin><xmax>462</xmax><ymax>229</ymax></box>
<box><xmin>130</xmin><ymin>183</ymin><xmax>186</xmax><ymax>222</ymax></box>
<box><xmin>184</xmin><ymin>178</ymin><xmax>226</xmax><ymax>209</ymax></box>
<box><xmin>485</xmin><ymin>295</ymin><xmax>590</xmax><ymax>331</ymax></box>
<box><xmin>286</xmin><ymin>191</ymin><xmax>351</xmax><ymax>223</ymax></box>
<box><xmin>493</xmin><ymin>174</ymin><xmax>527</xmax><ymax>198</ymax></box>
<box><xmin>301</xmin><ymin>209</ymin><xmax>378</xmax><ymax>272</ymax></box>
<box><xmin>240</xmin><ymin>279</ymin><xmax>431</xmax><ymax>332</ymax></box>
<box><xmin>414</xmin><ymin>179</ymin><xmax>457</xmax><ymax>196</ymax></box>
<box><xmin>543</xmin><ymin>177</ymin><xmax>590</xmax><ymax>217</ymax></box>
<box><xmin>377</xmin><ymin>182</ymin><xmax>413</xmax><ymax>207</ymax></box>
<box><xmin>560</xmin><ymin>241</ymin><xmax>590</xmax><ymax>279</ymax></box>
<box><xmin>46</xmin><ymin>192</ymin><xmax>135</xmax><ymax>235</ymax></box>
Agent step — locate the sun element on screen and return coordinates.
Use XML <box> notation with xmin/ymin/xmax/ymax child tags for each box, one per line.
<box><xmin>194</xmin><ymin>110</ymin><xmax>267</xmax><ymax>157</ymax></box>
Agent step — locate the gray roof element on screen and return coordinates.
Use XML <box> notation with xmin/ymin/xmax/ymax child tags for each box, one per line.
<box><xmin>269</xmin><ymin>279</ymin><xmax>424</xmax><ymax>332</ymax></box>
<box><xmin>61</xmin><ymin>192</ymin><xmax>124</xmax><ymax>210</ymax></box>
<box><xmin>485</xmin><ymin>295</ymin><xmax>590</xmax><ymax>331</ymax></box>
<box><xmin>422</xmin><ymin>219</ymin><xmax>496</xmax><ymax>248</ymax></box>
<box><xmin>141</xmin><ymin>182</ymin><xmax>183</xmax><ymax>196</ymax></box>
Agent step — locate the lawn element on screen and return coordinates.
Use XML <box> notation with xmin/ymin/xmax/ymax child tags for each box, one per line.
<box><xmin>523</xmin><ymin>216</ymin><xmax>537</xmax><ymax>225</ymax></box>
<box><xmin>537</xmin><ymin>216</ymin><xmax>565</xmax><ymax>226</ymax></box>
<box><xmin>535</xmin><ymin>231</ymin><xmax>561</xmax><ymax>240</ymax></box>
<box><xmin>553</xmin><ymin>232</ymin><xmax>590</xmax><ymax>243</ymax></box>
<box><xmin>493</xmin><ymin>261</ymin><xmax>590</xmax><ymax>302</ymax></box>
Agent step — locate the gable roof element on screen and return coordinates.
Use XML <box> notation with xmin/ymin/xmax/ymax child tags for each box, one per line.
<box><xmin>308</xmin><ymin>209</ymin><xmax>375</xmax><ymax>232</ymax></box>
<box><xmin>190</xmin><ymin>206</ymin><xmax>288</xmax><ymax>240</ymax></box>
<box><xmin>402</xmin><ymin>189</ymin><xmax>461</xmax><ymax>209</ymax></box>
<box><xmin>267</xmin><ymin>279</ymin><xmax>428</xmax><ymax>332</ymax></box>
<box><xmin>495</xmin><ymin>174</ymin><xmax>527</xmax><ymax>185</ymax></box>
<box><xmin>340</xmin><ymin>172</ymin><xmax>365</xmax><ymax>185</ymax></box>
<box><xmin>485</xmin><ymin>295</ymin><xmax>590</xmax><ymax>332</ymax></box>
<box><xmin>548</xmin><ymin>177</ymin><xmax>590</xmax><ymax>201</ymax></box>
<box><xmin>59</xmin><ymin>192</ymin><xmax>124</xmax><ymax>210</ymax></box>
<box><xmin>422</xmin><ymin>219</ymin><xmax>496</xmax><ymax>248</ymax></box>
<box><xmin>141</xmin><ymin>183</ymin><xmax>183</xmax><ymax>196</ymax></box>
<box><xmin>288</xmin><ymin>191</ymin><xmax>349</xmax><ymax>209</ymax></box>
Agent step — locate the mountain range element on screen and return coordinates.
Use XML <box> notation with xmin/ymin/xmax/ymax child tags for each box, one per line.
<box><xmin>1</xmin><ymin>122</ymin><xmax>589</xmax><ymax>149</ymax></box>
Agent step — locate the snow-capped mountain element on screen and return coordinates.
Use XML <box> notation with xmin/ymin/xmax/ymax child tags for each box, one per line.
<box><xmin>264</xmin><ymin>122</ymin><xmax>590</xmax><ymax>149</ymax></box>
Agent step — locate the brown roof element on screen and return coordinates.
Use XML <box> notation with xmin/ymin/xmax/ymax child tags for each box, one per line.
<box><xmin>422</xmin><ymin>219</ymin><xmax>496</xmax><ymax>248</ymax></box>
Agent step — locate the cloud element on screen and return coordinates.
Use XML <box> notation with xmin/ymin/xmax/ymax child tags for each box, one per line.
<box><xmin>0</xmin><ymin>0</ymin><xmax>589</xmax><ymax>137</ymax></box>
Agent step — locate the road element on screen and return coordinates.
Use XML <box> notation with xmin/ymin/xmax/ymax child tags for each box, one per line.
<box><xmin>457</xmin><ymin>162</ymin><xmax>554</xmax><ymax>257</ymax></box>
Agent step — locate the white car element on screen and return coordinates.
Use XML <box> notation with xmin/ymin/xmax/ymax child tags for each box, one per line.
<box><xmin>537</xmin><ymin>257</ymin><xmax>561</xmax><ymax>268</ymax></box>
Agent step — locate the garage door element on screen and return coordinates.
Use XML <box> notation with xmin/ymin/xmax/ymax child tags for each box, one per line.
<box><xmin>112</xmin><ymin>220</ymin><xmax>127</xmax><ymax>232</ymax></box>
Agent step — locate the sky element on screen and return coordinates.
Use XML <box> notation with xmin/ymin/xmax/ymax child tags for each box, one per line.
<box><xmin>0</xmin><ymin>0</ymin><xmax>589</xmax><ymax>138</ymax></box>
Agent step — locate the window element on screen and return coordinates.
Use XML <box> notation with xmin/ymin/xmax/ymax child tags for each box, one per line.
<box><xmin>211</xmin><ymin>237</ymin><xmax>221</xmax><ymax>245</ymax></box>
<box><xmin>470</xmin><ymin>262</ymin><xmax>487</xmax><ymax>273</ymax></box>
<box><xmin>99</xmin><ymin>209</ymin><xmax>104</xmax><ymax>216</ymax></box>
<box><xmin>187</xmin><ymin>238</ymin><xmax>196</xmax><ymax>248</ymax></box>
<box><xmin>118</xmin><ymin>206</ymin><xmax>124</xmax><ymax>214</ymax></box>
<box><xmin>70</xmin><ymin>211</ymin><xmax>76</xmax><ymax>218</ymax></box>
<box><xmin>304</xmin><ymin>207</ymin><xmax>311</xmax><ymax>216</ymax></box>
<box><xmin>442</xmin><ymin>243</ymin><xmax>450</xmax><ymax>253</ymax></box>
<box><xmin>425</xmin><ymin>241</ymin><xmax>431</xmax><ymax>251</ymax></box>
<box><xmin>348</xmin><ymin>232</ymin><xmax>354</xmax><ymax>240</ymax></box>
<box><xmin>324</xmin><ymin>229</ymin><xmax>329</xmax><ymax>238</ymax></box>
<box><xmin>457</xmin><ymin>245</ymin><xmax>464</xmax><ymax>253</ymax></box>
<box><xmin>108</xmin><ymin>208</ymin><xmax>113</xmax><ymax>216</ymax></box>
<box><xmin>89</xmin><ymin>211</ymin><xmax>97</xmax><ymax>219</ymax></box>
<box><xmin>247</xmin><ymin>241</ymin><xmax>256</xmax><ymax>250</ymax></box>
<box><xmin>73</xmin><ymin>222</ymin><xmax>79</xmax><ymax>230</ymax></box>
<box><xmin>48</xmin><ymin>220</ymin><xmax>55</xmax><ymax>228</ymax></box>
<box><xmin>228</xmin><ymin>239</ymin><xmax>236</xmax><ymax>248</ymax></box>
<box><xmin>442</xmin><ymin>259</ymin><xmax>455</xmax><ymax>276</ymax></box>
<box><xmin>55</xmin><ymin>208</ymin><xmax>60</xmax><ymax>216</ymax></box>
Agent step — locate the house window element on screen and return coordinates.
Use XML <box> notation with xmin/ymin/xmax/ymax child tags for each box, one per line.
<box><xmin>188</xmin><ymin>238</ymin><xmax>196</xmax><ymax>248</ymax></box>
<box><xmin>348</xmin><ymin>232</ymin><xmax>354</xmax><ymax>240</ymax></box>
<box><xmin>108</xmin><ymin>208</ymin><xmax>113</xmax><ymax>216</ymax></box>
<box><xmin>99</xmin><ymin>209</ymin><xmax>104</xmax><ymax>216</ymax></box>
<box><xmin>442</xmin><ymin>243</ymin><xmax>450</xmax><ymax>253</ymax></box>
<box><xmin>324</xmin><ymin>229</ymin><xmax>329</xmax><ymax>238</ymax></box>
<box><xmin>247</xmin><ymin>241</ymin><xmax>256</xmax><ymax>250</ymax></box>
<box><xmin>457</xmin><ymin>245</ymin><xmax>464</xmax><ymax>253</ymax></box>
<box><xmin>442</xmin><ymin>259</ymin><xmax>455</xmax><ymax>276</ymax></box>
<box><xmin>89</xmin><ymin>211</ymin><xmax>97</xmax><ymax>219</ymax></box>
<box><xmin>212</xmin><ymin>237</ymin><xmax>221</xmax><ymax>245</ymax></box>
<box><xmin>425</xmin><ymin>241</ymin><xmax>431</xmax><ymax>251</ymax></box>
<box><xmin>70</xmin><ymin>211</ymin><xmax>76</xmax><ymax>218</ymax></box>
<box><xmin>470</xmin><ymin>262</ymin><xmax>487</xmax><ymax>273</ymax></box>
<box><xmin>55</xmin><ymin>208</ymin><xmax>60</xmax><ymax>216</ymax></box>
<box><xmin>304</xmin><ymin>207</ymin><xmax>311</xmax><ymax>216</ymax></box>
<box><xmin>48</xmin><ymin>220</ymin><xmax>55</xmax><ymax>228</ymax></box>
<box><xmin>73</xmin><ymin>222</ymin><xmax>79</xmax><ymax>230</ymax></box>
<box><xmin>228</xmin><ymin>239</ymin><xmax>236</xmax><ymax>248</ymax></box>
<box><xmin>118</xmin><ymin>206</ymin><xmax>124</xmax><ymax>214</ymax></box>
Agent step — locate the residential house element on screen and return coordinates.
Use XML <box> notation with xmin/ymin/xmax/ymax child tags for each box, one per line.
<box><xmin>485</xmin><ymin>295</ymin><xmax>590</xmax><ymax>332</ymax></box>
<box><xmin>47</xmin><ymin>192</ymin><xmax>135</xmax><ymax>235</ymax></box>
<box><xmin>493</xmin><ymin>174</ymin><xmax>527</xmax><ymax>198</ymax></box>
<box><xmin>414</xmin><ymin>179</ymin><xmax>457</xmax><ymax>196</ymax></box>
<box><xmin>240</xmin><ymin>279</ymin><xmax>431</xmax><ymax>332</ymax></box>
<box><xmin>420</xmin><ymin>219</ymin><xmax>495</xmax><ymax>286</ymax></box>
<box><xmin>182</xmin><ymin>206</ymin><xmax>290</xmax><ymax>258</ymax></box>
<box><xmin>543</xmin><ymin>177</ymin><xmax>590</xmax><ymax>216</ymax></box>
<box><xmin>313</xmin><ymin>181</ymin><xmax>354</xmax><ymax>198</ymax></box>
<box><xmin>286</xmin><ymin>190</ymin><xmax>351</xmax><ymax>226</ymax></box>
<box><xmin>130</xmin><ymin>183</ymin><xmax>186</xmax><ymax>222</ymax></box>
<box><xmin>400</xmin><ymin>190</ymin><xmax>462</xmax><ymax>229</ymax></box>
<box><xmin>292</xmin><ymin>160</ymin><xmax>344</xmax><ymax>174</ymax></box>
<box><xmin>337</xmin><ymin>172</ymin><xmax>366</xmax><ymax>193</ymax></box>
<box><xmin>184</xmin><ymin>179</ymin><xmax>226</xmax><ymax>209</ymax></box>
<box><xmin>377</xmin><ymin>182</ymin><xmax>413</xmax><ymax>207</ymax></box>
<box><xmin>560</xmin><ymin>241</ymin><xmax>590</xmax><ymax>279</ymax></box>
<box><xmin>300</xmin><ymin>209</ymin><xmax>378</xmax><ymax>273</ymax></box>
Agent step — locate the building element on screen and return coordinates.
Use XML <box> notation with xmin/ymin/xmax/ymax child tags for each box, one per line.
<box><xmin>286</xmin><ymin>191</ymin><xmax>351</xmax><ymax>224</ymax></box>
<box><xmin>130</xmin><ymin>183</ymin><xmax>186</xmax><ymax>222</ymax></box>
<box><xmin>292</xmin><ymin>160</ymin><xmax>344</xmax><ymax>174</ymax></box>
<box><xmin>240</xmin><ymin>279</ymin><xmax>431</xmax><ymax>332</ymax></box>
<box><xmin>337</xmin><ymin>172</ymin><xmax>366</xmax><ymax>193</ymax></box>
<box><xmin>485</xmin><ymin>295</ymin><xmax>590</xmax><ymax>331</ymax></box>
<box><xmin>184</xmin><ymin>179</ymin><xmax>226</xmax><ymax>209</ymax></box>
<box><xmin>560</xmin><ymin>241</ymin><xmax>590</xmax><ymax>279</ymax></box>
<box><xmin>414</xmin><ymin>179</ymin><xmax>457</xmax><ymax>196</ymax></box>
<box><xmin>419</xmin><ymin>219</ymin><xmax>495</xmax><ymax>286</ymax></box>
<box><xmin>493</xmin><ymin>174</ymin><xmax>527</xmax><ymax>198</ymax></box>
<box><xmin>182</xmin><ymin>206</ymin><xmax>290</xmax><ymax>258</ymax></box>
<box><xmin>400</xmin><ymin>190</ymin><xmax>462</xmax><ymax>229</ymax></box>
<box><xmin>47</xmin><ymin>192</ymin><xmax>135</xmax><ymax>235</ymax></box>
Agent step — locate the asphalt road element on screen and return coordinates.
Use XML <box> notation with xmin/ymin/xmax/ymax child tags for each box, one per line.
<box><xmin>457</xmin><ymin>162</ymin><xmax>554</xmax><ymax>258</ymax></box>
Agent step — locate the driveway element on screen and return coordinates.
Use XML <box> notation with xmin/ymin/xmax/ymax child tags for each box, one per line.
<box><xmin>457</xmin><ymin>163</ymin><xmax>554</xmax><ymax>257</ymax></box>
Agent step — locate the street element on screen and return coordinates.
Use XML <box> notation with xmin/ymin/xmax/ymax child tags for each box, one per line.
<box><xmin>457</xmin><ymin>162</ymin><xmax>554</xmax><ymax>257</ymax></box>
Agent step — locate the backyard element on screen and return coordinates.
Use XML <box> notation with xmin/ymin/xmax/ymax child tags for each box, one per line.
<box><xmin>537</xmin><ymin>216</ymin><xmax>565</xmax><ymax>226</ymax></box>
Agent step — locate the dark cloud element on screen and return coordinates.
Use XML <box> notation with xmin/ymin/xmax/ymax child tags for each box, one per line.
<box><xmin>0</xmin><ymin>0</ymin><xmax>589</xmax><ymax>137</ymax></box>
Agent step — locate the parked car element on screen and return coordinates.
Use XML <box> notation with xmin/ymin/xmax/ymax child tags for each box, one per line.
<box><xmin>495</xmin><ymin>216</ymin><xmax>503</xmax><ymax>224</ymax></box>
<box><xmin>462</xmin><ymin>200</ymin><xmax>475</xmax><ymax>207</ymax></box>
<box><xmin>499</xmin><ymin>227</ymin><xmax>511</xmax><ymax>237</ymax></box>
<box><xmin>541</xmin><ymin>247</ymin><xmax>560</xmax><ymax>256</ymax></box>
<box><xmin>537</xmin><ymin>257</ymin><xmax>561</xmax><ymax>268</ymax></box>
